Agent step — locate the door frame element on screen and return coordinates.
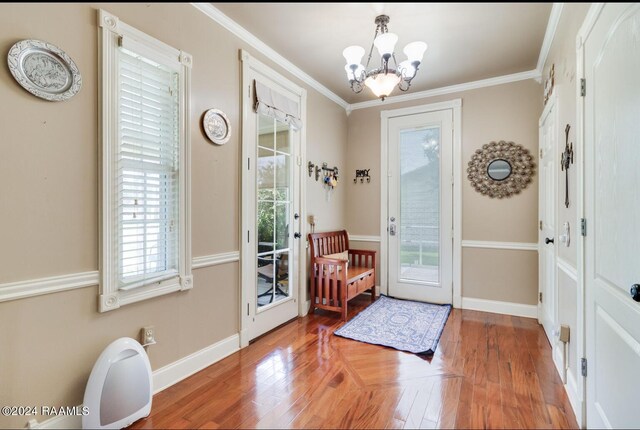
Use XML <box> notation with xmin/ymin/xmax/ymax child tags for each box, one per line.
<box><xmin>538</xmin><ymin>92</ymin><xmax>569</xmax><ymax>376</ymax></box>
<box><xmin>576</xmin><ymin>3</ymin><xmax>613</xmax><ymax>428</ymax></box>
<box><xmin>537</xmin><ymin>91</ymin><xmax>559</xmax><ymax>352</ymax></box>
<box><xmin>240</xmin><ymin>50</ymin><xmax>307</xmax><ymax>347</ymax></box>
<box><xmin>380</xmin><ymin>99</ymin><xmax>462</xmax><ymax>307</ymax></box>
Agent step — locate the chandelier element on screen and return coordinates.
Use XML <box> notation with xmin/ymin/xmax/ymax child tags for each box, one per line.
<box><xmin>343</xmin><ymin>15</ymin><xmax>427</xmax><ymax>101</ymax></box>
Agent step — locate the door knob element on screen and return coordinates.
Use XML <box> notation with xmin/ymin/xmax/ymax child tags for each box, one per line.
<box><xmin>631</xmin><ymin>284</ymin><xmax>640</xmax><ymax>302</ymax></box>
<box><xmin>294</xmin><ymin>232</ymin><xmax>301</xmax><ymax>239</ymax></box>
<box><xmin>389</xmin><ymin>224</ymin><xmax>396</xmax><ymax>236</ymax></box>
<box><xmin>545</xmin><ymin>237</ymin><xmax>554</xmax><ymax>244</ymax></box>
<box><xmin>294</xmin><ymin>213</ymin><xmax>300</xmax><ymax>220</ymax></box>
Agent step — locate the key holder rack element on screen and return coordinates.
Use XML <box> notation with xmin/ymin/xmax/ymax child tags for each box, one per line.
<box><xmin>308</xmin><ymin>161</ymin><xmax>339</xmax><ymax>182</ymax></box>
<box><xmin>354</xmin><ymin>169</ymin><xmax>371</xmax><ymax>183</ymax></box>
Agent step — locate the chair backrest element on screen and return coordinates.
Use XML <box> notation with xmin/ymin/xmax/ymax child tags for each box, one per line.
<box><xmin>308</xmin><ymin>230</ymin><xmax>350</xmax><ymax>260</ymax></box>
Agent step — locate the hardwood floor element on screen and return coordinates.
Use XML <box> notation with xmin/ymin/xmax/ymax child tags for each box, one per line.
<box><xmin>130</xmin><ymin>295</ymin><xmax>578</xmax><ymax>429</ymax></box>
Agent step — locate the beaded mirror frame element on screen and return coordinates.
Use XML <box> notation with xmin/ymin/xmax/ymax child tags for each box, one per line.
<box><xmin>467</xmin><ymin>140</ymin><xmax>536</xmax><ymax>199</ymax></box>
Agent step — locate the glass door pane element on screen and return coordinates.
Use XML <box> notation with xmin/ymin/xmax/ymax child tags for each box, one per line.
<box><xmin>399</xmin><ymin>127</ymin><xmax>440</xmax><ymax>284</ymax></box>
<box><xmin>256</xmin><ymin>114</ymin><xmax>292</xmax><ymax>307</ymax></box>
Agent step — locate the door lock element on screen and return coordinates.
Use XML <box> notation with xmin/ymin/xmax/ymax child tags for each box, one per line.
<box><xmin>294</xmin><ymin>232</ymin><xmax>302</xmax><ymax>239</ymax></box>
<box><xmin>545</xmin><ymin>237</ymin><xmax>554</xmax><ymax>244</ymax></box>
<box><xmin>630</xmin><ymin>284</ymin><xmax>640</xmax><ymax>302</ymax></box>
<box><xmin>294</xmin><ymin>213</ymin><xmax>300</xmax><ymax>220</ymax></box>
<box><xmin>389</xmin><ymin>224</ymin><xmax>397</xmax><ymax>236</ymax></box>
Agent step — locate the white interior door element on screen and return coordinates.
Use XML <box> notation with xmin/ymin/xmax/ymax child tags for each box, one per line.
<box><xmin>583</xmin><ymin>4</ymin><xmax>640</xmax><ymax>428</ymax></box>
<box><xmin>538</xmin><ymin>97</ymin><xmax>557</xmax><ymax>345</ymax></box>
<box><xmin>387</xmin><ymin>110</ymin><xmax>453</xmax><ymax>304</ymax></box>
<box><xmin>242</xmin><ymin>68</ymin><xmax>302</xmax><ymax>343</ymax></box>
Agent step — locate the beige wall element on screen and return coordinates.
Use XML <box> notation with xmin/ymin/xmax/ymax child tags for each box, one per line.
<box><xmin>542</xmin><ymin>2</ymin><xmax>590</xmax><ymax>395</ymax></box>
<box><xmin>0</xmin><ymin>3</ymin><xmax>347</xmax><ymax>428</ymax></box>
<box><xmin>346</xmin><ymin>80</ymin><xmax>542</xmax><ymax>305</ymax></box>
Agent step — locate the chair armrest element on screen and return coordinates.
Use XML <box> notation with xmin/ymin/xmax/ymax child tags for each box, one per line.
<box><xmin>348</xmin><ymin>249</ymin><xmax>377</xmax><ymax>256</ymax></box>
<box><xmin>347</xmin><ymin>249</ymin><xmax>376</xmax><ymax>269</ymax></box>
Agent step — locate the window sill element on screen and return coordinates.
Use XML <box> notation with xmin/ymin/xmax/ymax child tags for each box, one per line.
<box><xmin>99</xmin><ymin>274</ymin><xmax>192</xmax><ymax>312</ymax></box>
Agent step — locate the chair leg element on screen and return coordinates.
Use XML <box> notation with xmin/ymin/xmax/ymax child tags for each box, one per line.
<box><xmin>371</xmin><ymin>286</ymin><xmax>376</xmax><ymax>302</ymax></box>
<box><xmin>341</xmin><ymin>304</ymin><xmax>348</xmax><ymax>321</ymax></box>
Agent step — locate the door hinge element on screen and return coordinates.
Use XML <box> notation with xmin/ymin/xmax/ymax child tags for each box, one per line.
<box><xmin>539</xmin><ymin>292</ymin><xmax>543</xmax><ymax>303</ymax></box>
<box><xmin>247</xmin><ymin>157</ymin><xmax>251</xmax><ymax>170</ymax></box>
<box><xmin>539</xmin><ymin>220</ymin><xmax>543</xmax><ymax>231</ymax></box>
<box><xmin>581</xmin><ymin>218</ymin><xmax>587</xmax><ymax>236</ymax></box>
<box><xmin>248</xmin><ymin>84</ymin><xmax>251</xmax><ymax>98</ymax></box>
<box><xmin>247</xmin><ymin>302</ymin><xmax>250</xmax><ymax>316</ymax></box>
<box><xmin>540</xmin><ymin>148</ymin><xmax>543</xmax><ymax>158</ymax></box>
<box><xmin>580</xmin><ymin>78</ymin><xmax>586</xmax><ymax>97</ymax></box>
<box><xmin>581</xmin><ymin>357</ymin><xmax>588</xmax><ymax>377</ymax></box>
<box><xmin>247</xmin><ymin>230</ymin><xmax>250</xmax><ymax>243</ymax></box>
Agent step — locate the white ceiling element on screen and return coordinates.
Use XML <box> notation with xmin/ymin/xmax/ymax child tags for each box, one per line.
<box><xmin>213</xmin><ymin>3</ymin><xmax>552</xmax><ymax>104</ymax></box>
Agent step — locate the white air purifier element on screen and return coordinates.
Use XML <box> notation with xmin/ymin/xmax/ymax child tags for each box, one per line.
<box><xmin>83</xmin><ymin>337</ymin><xmax>153</xmax><ymax>429</ymax></box>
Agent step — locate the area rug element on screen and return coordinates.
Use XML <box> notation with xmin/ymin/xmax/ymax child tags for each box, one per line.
<box><xmin>334</xmin><ymin>295</ymin><xmax>451</xmax><ymax>355</ymax></box>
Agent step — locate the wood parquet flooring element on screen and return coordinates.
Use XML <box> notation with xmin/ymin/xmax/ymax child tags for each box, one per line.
<box><xmin>130</xmin><ymin>295</ymin><xmax>578</xmax><ymax>429</ymax></box>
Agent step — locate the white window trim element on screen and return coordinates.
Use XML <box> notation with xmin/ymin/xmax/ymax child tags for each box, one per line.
<box><xmin>98</xmin><ymin>9</ymin><xmax>192</xmax><ymax>312</ymax></box>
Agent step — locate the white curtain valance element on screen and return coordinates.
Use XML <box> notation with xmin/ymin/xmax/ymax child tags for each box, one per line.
<box><xmin>254</xmin><ymin>80</ymin><xmax>303</xmax><ymax>131</ymax></box>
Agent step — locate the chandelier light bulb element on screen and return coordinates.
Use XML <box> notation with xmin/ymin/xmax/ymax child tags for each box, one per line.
<box><xmin>342</xmin><ymin>45</ymin><xmax>365</xmax><ymax>66</ymax></box>
<box><xmin>403</xmin><ymin>41</ymin><xmax>428</xmax><ymax>63</ymax></box>
<box><xmin>373</xmin><ymin>32</ymin><xmax>398</xmax><ymax>58</ymax></box>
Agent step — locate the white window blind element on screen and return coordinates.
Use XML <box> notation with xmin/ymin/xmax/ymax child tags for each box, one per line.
<box><xmin>117</xmin><ymin>47</ymin><xmax>180</xmax><ymax>290</ymax></box>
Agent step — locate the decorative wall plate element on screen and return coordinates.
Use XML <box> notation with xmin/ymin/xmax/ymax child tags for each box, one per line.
<box><xmin>7</xmin><ymin>39</ymin><xmax>82</xmax><ymax>101</ymax></box>
<box><xmin>467</xmin><ymin>140</ymin><xmax>536</xmax><ymax>199</ymax></box>
<box><xmin>202</xmin><ymin>108</ymin><xmax>231</xmax><ymax>145</ymax></box>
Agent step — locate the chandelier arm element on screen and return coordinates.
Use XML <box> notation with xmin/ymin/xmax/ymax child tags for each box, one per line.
<box><xmin>364</xmin><ymin>26</ymin><xmax>379</xmax><ymax>70</ymax></box>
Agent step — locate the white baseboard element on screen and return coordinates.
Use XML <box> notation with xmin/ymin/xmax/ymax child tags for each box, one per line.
<box><xmin>461</xmin><ymin>297</ymin><xmax>538</xmax><ymax>318</ymax></box>
<box><xmin>153</xmin><ymin>334</ymin><xmax>240</xmax><ymax>393</ymax></box>
<box><xmin>26</xmin><ymin>414</ymin><xmax>80</xmax><ymax>429</ymax></box>
<box><xmin>552</xmin><ymin>343</ymin><xmax>567</xmax><ymax>384</ymax></box>
<box><xmin>28</xmin><ymin>334</ymin><xmax>240</xmax><ymax>429</ymax></box>
<box><xmin>566</xmin><ymin>369</ymin><xmax>583</xmax><ymax>427</ymax></box>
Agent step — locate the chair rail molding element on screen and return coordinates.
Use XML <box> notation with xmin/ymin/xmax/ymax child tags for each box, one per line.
<box><xmin>0</xmin><ymin>251</ymin><xmax>240</xmax><ymax>303</ymax></box>
<box><xmin>557</xmin><ymin>257</ymin><xmax>578</xmax><ymax>281</ymax></box>
<box><xmin>461</xmin><ymin>240</ymin><xmax>539</xmax><ymax>251</ymax></box>
<box><xmin>348</xmin><ymin>235</ymin><xmax>381</xmax><ymax>243</ymax></box>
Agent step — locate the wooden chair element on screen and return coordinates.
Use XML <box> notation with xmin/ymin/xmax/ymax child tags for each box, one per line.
<box><xmin>308</xmin><ymin>230</ymin><xmax>376</xmax><ymax>320</ymax></box>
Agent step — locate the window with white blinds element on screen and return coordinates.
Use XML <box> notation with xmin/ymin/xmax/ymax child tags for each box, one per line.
<box><xmin>99</xmin><ymin>9</ymin><xmax>192</xmax><ymax>312</ymax></box>
<box><xmin>117</xmin><ymin>48</ymin><xmax>179</xmax><ymax>290</ymax></box>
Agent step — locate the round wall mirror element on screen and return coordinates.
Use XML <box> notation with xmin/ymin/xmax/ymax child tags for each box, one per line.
<box><xmin>487</xmin><ymin>159</ymin><xmax>512</xmax><ymax>181</ymax></box>
<box><xmin>467</xmin><ymin>140</ymin><xmax>536</xmax><ymax>199</ymax></box>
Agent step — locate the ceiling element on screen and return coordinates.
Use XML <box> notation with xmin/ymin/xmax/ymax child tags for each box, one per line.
<box><xmin>213</xmin><ymin>3</ymin><xmax>552</xmax><ymax>105</ymax></box>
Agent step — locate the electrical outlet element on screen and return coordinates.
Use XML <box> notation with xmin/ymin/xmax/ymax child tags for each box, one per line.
<box><xmin>141</xmin><ymin>326</ymin><xmax>156</xmax><ymax>346</ymax></box>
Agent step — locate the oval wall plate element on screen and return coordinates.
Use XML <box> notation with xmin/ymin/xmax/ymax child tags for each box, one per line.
<box><xmin>202</xmin><ymin>108</ymin><xmax>231</xmax><ymax>145</ymax></box>
<box><xmin>7</xmin><ymin>39</ymin><xmax>82</xmax><ymax>101</ymax></box>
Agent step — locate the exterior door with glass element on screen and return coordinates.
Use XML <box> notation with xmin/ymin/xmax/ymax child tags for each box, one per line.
<box><xmin>387</xmin><ymin>110</ymin><xmax>453</xmax><ymax>304</ymax></box>
<box><xmin>242</xmin><ymin>66</ymin><xmax>302</xmax><ymax>344</ymax></box>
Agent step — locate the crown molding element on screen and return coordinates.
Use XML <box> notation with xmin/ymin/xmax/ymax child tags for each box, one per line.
<box><xmin>536</xmin><ymin>3</ymin><xmax>564</xmax><ymax>76</ymax></box>
<box><xmin>348</xmin><ymin>69</ymin><xmax>540</xmax><ymax>111</ymax></box>
<box><xmin>192</xmin><ymin>3</ymin><xmax>550</xmax><ymax>113</ymax></box>
<box><xmin>190</xmin><ymin>3</ymin><xmax>349</xmax><ymax>110</ymax></box>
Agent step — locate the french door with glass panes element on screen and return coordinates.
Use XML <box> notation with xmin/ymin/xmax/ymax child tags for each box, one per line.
<box><xmin>386</xmin><ymin>109</ymin><xmax>453</xmax><ymax>304</ymax></box>
<box><xmin>242</xmin><ymin>74</ymin><xmax>302</xmax><ymax>343</ymax></box>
